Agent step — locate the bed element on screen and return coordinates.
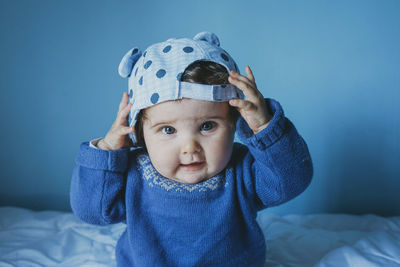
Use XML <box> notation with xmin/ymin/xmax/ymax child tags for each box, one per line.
<box><xmin>0</xmin><ymin>207</ymin><xmax>399</xmax><ymax>266</ymax></box>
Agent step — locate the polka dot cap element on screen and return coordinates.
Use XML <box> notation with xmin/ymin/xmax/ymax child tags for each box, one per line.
<box><xmin>118</xmin><ymin>31</ymin><xmax>243</xmax><ymax>145</ymax></box>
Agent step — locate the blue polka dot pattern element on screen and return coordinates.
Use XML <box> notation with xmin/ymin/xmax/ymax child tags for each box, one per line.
<box><xmin>144</xmin><ymin>60</ymin><xmax>152</xmax><ymax>69</ymax></box>
<box><xmin>156</xmin><ymin>69</ymin><xmax>166</xmax><ymax>78</ymax></box>
<box><xmin>119</xmin><ymin>32</ymin><xmax>245</xmax><ymax>146</ymax></box>
<box><xmin>151</xmin><ymin>93</ymin><xmax>159</xmax><ymax>104</ymax></box>
<box><xmin>163</xmin><ymin>45</ymin><xmax>171</xmax><ymax>53</ymax></box>
<box><xmin>221</xmin><ymin>53</ymin><xmax>229</xmax><ymax>62</ymax></box>
<box><xmin>183</xmin><ymin>46</ymin><xmax>194</xmax><ymax>53</ymax></box>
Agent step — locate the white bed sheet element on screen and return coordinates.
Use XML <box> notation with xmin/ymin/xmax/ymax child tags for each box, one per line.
<box><xmin>0</xmin><ymin>207</ymin><xmax>399</xmax><ymax>267</ymax></box>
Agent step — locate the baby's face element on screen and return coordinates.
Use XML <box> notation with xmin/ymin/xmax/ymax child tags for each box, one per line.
<box><xmin>142</xmin><ymin>99</ymin><xmax>236</xmax><ymax>184</ymax></box>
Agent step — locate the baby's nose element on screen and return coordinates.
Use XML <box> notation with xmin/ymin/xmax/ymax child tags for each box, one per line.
<box><xmin>181</xmin><ymin>138</ymin><xmax>201</xmax><ymax>155</ymax></box>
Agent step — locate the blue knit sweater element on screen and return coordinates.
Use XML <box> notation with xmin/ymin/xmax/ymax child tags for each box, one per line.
<box><xmin>70</xmin><ymin>98</ymin><xmax>313</xmax><ymax>266</ymax></box>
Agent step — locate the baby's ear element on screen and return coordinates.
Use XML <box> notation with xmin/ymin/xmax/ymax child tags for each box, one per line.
<box><xmin>118</xmin><ymin>47</ymin><xmax>142</xmax><ymax>78</ymax></box>
<box><xmin>193</xmin><ymin>32</ymin><xmax>220</xmax><ymax>47</ymax></box>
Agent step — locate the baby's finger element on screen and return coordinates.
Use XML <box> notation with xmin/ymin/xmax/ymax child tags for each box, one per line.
<box><xmin>245</xmin><ymin>65</ymin><xmax>255</xmax><ymax>83</ymax></box>
<box><xmin>118</xmin><ymin>126</ymin><xmax>135</xmax><ymax>136</ymax></box>
<box><xmin>118</xmin><ymin>92</ymin><xmax>129</xmax><ymax>112</ymax></box>
<box><xmin>229</xmin><ymin>99</ymin><xmax>254</xmax><ymax>111</ymax></box>
<box><xmin>228</xmin><ymin>75</ymin><xmax>259</xmax><ymax>102</ymax></box>
<box><xmin>116</xmin><ymin>102</ymin><xmax>132</xmax><ymax>125</ymax></box>
<box><xmin>230</xmin><ymin>70</ymin><xmax>254</xmax><ymax>89</ymax></box>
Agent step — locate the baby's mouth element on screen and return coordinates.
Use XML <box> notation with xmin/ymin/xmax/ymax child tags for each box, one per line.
<box><xmin>179</xmin><ymin>162</ymin><xmax>205</xmax><ymax>171</ymax></box>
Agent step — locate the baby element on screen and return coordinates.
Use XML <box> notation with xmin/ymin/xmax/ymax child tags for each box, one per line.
<box><xmin>70</xmin><ymin>31</ymin><xmax>313</xmax><ymax>266</ymax></box>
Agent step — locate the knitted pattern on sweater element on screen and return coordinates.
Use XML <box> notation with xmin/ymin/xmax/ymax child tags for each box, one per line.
<box><xmin>136</xmin><ymin>153</ymin><xmax>228</xmax><ymax>193</ymax></box>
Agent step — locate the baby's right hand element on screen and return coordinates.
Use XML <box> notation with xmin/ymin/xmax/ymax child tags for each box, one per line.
<box><xmin>97</xmin><ymin>92</ymin><xmax>135</xmax><ymax>150</ymax></box>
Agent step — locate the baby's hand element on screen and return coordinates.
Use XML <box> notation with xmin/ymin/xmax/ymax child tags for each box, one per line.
<box><xmin>97</xmin><ymin>92</ymin><xmax>134</xmax><ymax>150</ymax></box>
<box><xmin>228</xmin><ymin>66</ymin><xmax>272</xmax><ymax>134</ymax></box>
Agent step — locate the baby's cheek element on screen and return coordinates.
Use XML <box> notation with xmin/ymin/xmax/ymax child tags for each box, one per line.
<box><xmin>221</xmin><ymin>135</ymin><xmax>235</xmax><ymax>164</ymax></box>
<box><xmin>152</xmin><ymin>146</ymin><xmax>179</xmax><ymax>178</ymax></box>
<box><xmin>151</xmin><ymin>155</ymin><xmax>170</xmax><ymax>177</ymax></box>
<box><xmin>209</xmin><ymin>139</ymin><xmax>233</xmax><ymax>171</ymax></box>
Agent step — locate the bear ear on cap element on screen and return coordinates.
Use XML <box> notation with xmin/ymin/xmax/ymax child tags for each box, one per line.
<box><xmin>193</xmin><ymin>32</ymin><xmax>220</xmax><ymax>47</ymax></box>
<box><xmin>118</xmin><ymin>47</ymin><xmax>142</xmax><ymax>78</ymax></box>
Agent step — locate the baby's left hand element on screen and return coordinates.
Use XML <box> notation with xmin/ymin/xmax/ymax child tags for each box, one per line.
<box><xmin>228</xmin><ymin>66</ymin><xmax>272</xmax><ymax>134</ymax></box>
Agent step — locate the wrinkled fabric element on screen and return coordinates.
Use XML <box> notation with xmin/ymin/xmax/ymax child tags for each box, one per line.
<box><xmin>1</xmin><ymin>207</ymin><xmax>400</xmax><ymax>267</ymax></box>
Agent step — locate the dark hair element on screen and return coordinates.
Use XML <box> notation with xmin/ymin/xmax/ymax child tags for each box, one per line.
<box><xmin>180</xmin><ymin>60</ymin><xmax>230</xmax><ymax>84</ymax></box>
<box><xmin>135</xmin><ymin>60</ymin><xmax>239</xmax><ymax>146</ymax></box>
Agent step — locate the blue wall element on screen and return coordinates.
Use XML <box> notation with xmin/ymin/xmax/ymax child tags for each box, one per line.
<box><xmin>0</xmin><ymin>0</ymin><xmax>399</xmax><ymax>215</ymax></box>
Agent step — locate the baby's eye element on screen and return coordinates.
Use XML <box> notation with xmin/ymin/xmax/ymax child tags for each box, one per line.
<box><xmin>200</xmin><ymin>121</ymin><xmax>215</xmax><ymax>131</ymax></box>
<box><xmin>161</xmin><ymin>126</ymin><xmax>176</xmax><ymax>135</ymax></box>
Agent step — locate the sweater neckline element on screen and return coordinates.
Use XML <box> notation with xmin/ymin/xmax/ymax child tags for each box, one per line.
<box><xmin>136</xmin><ymin>153</ymin><xmax>227</xmax><ymax>193</ymax></box>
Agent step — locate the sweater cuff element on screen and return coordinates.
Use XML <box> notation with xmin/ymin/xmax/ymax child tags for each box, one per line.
<box><xmin>76</xmin><ymin>141</ymin><xmax>130</xmax><ymax>172</ymax></box>
<box><xmin>236</xmin><ymin>98</ymin><xmax>286</xmax><ymax>150</ymax></box>
<box><xmin>89</xmin><ymin>137</ymin><xmax>103</xmax><ymax>149</ymax></box>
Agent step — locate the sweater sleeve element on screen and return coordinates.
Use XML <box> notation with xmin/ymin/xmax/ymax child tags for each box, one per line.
<box><xmin>70</xmin><ymin>142</ymin><xmax>130</xmax><ymax>225</ymax></box>
<box><xmin>235</xmin><ymin>98</ymin><xmax>313</xmax><ymax>211</ymax></box>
